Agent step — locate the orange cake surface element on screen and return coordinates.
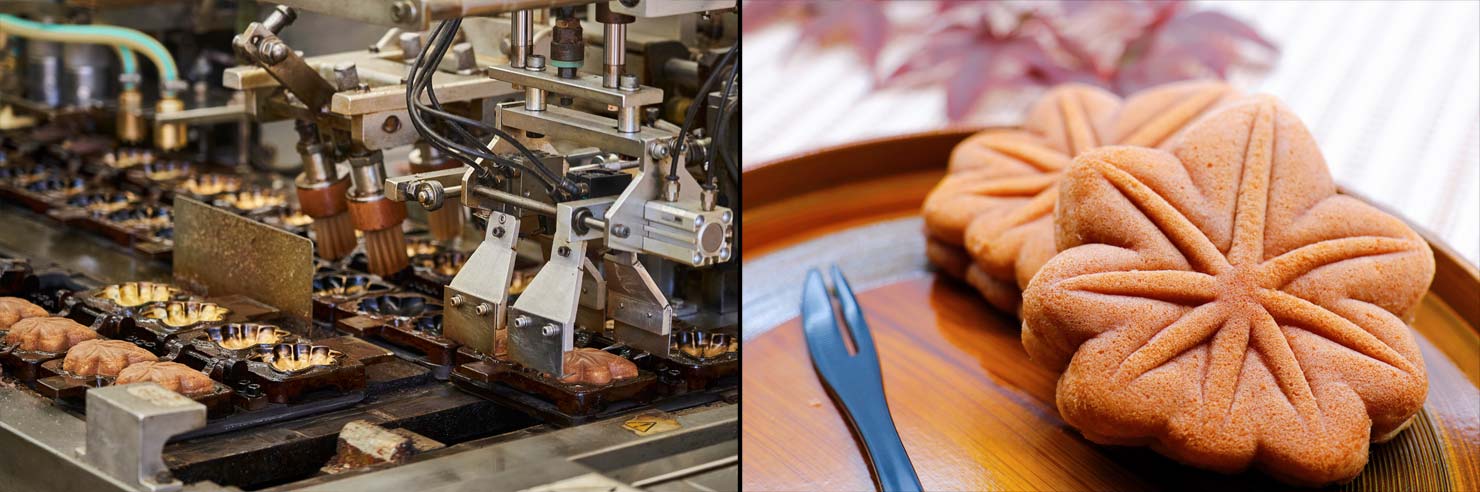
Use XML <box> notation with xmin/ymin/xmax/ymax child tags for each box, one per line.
<box><xmin>559</xmin><ymin>348</ymin><xmax>638</xmax><ymax>386</ymax></box>
<box><xmin>4</xmin><ymin>317</ymin><xmax>98</xmax><ymax>353</ymax></box>
<box><xmin>1020</xmin><ymin>96</ymin><xmax>1434</xmax><ymax>485</ymax></box>
<box><xmin>63</xmin><ymin>339</ymin><xmax>159</xmax><ymax>377</ymax></box>
<box><xmin>0</xmin><ymin>297</ymin><xmax>47</xmax><ymax>330</ymax></box>
<box><xmin>922</xmin><ymin>80</ymin><xmax>1238</xmax><ymax>312</ymax></box>
<box><xmin>116</xmin><ymin>361</ymin><xmax>214</xmax><ymax>397</ymax></box>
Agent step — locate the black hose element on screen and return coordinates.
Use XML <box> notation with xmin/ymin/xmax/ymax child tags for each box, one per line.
<box><xmin>404</xmin><ymin>18</ymin><xmax>576</xmax><ymax>198</ymax></box>
<box><xmin>668</xmin><ymin>44</ymin><xmax>739</xmax><ymax>183</ymax></box>
<box><xmin>712</xmin><ymin>65</ymin><xmax>739</xmax><ymax>187</ymax></box>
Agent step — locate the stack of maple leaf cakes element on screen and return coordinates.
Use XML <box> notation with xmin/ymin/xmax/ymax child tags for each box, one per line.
<box><xmin>923</xmin><ymin>84</ymin><xmax>1435</xmax><ymax>486</ymax></box>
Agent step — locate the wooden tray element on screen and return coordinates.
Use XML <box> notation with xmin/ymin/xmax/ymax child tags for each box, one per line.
<box><xmin>742</xmin><ymin>129</ymin><xmax>1480</xmax><ymax>491</ymax></box>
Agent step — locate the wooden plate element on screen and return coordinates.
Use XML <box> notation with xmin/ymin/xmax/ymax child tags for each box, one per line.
<box><xmin>742</xmin><ymin>129</ymin><xmax>1480</xmax><ymax>491</ymax></box>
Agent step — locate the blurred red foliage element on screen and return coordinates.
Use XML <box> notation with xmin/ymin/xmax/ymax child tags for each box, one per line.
<box><xmin>744</xmin><ymin>0</ymin><xmax>1278</xmax><ymax>120</ymax></box>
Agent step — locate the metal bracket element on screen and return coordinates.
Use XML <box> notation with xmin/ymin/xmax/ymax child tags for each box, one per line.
<box><xmin>606</xmin><ymin>251</ymin><xmax>674</xmax><ymax>358</ymax></box>
<box><xmin>82</xmin><ymin>383</ymin><xmax>207</xmax><ymax>492</ymax></box>
<box><xmin>232</xmin><ymin>20</ymin><xmax>337</xmax><ymax>112</ymax></box>
<box><xmin>384</xmin><ymin>167</ymin><xmax>465</xmax><ymax>204</ymax></box>
<box><xmin>579</xmin><ymin>256</ymin><xmax>605</xmax><ymax>312</ymax></box>
<box><xmin>508</xmin><ymin>201</ymin><xmax>592</xmax><ymax>376</ymax></box>
<box><xmin>486</xmin><ymin>64</ymin><xmax>662</xmax><ymax>110</ymax></box>
<box><xmin>491</xmin><ymin>102</ymin><xmax>687</xmax><ymax>258</ymax></box>
<box><xmin>444</xmin><ymin>211</ymin><xmax>520</xmax><ymax>355</ymax></box>
<box><xmin>575</xmin><ymin>256</ymin><xmax>607</xmax><ymax>334</ymax></box>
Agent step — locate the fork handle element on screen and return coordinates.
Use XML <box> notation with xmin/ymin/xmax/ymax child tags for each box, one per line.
<box><xmin>836</xmin><ymin>388</ymin><xmax>923</xmax><ymax>492</ymax></box>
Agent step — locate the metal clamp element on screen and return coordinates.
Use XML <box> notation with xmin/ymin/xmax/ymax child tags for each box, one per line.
<box><xmin>508</xmin><ymin>202</ymin><xmax>592</xmax><ymax>376</ymax></box>
<box><xmin>444</xmin><ymin>211</ymin><xmax>520</xmax><ymax>355</ymax></box>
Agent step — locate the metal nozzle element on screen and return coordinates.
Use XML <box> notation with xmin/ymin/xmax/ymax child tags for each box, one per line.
<box><xmin>116</xmin><ymin>88</ymin><xmax>145</xmax><ymax>144</ymax></box>
<box><xmin>153</xmin><ymin>96</ymin><xmax>187</xmax><ymax>151</ymax></box>
<box><xmin>348</xmin><ymin>151</ymin><xmax>388</xmax><ymax>198</ymax></box>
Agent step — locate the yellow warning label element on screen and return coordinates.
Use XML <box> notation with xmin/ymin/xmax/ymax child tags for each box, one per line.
<box><xmin>625</xmin><ymin>421</ymin><xmax>656</xmax><ymax>433</ymax></box>
<box><xmin>622</xmin><ymin>412</ymin><xmax>681</xmax><ymax>436</ymax></box>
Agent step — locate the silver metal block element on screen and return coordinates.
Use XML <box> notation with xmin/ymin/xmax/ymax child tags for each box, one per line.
<box><xmin>508</xmin><ymin>205</ymin><xmax>591</xmax><ymax>376</ymax></box>
<box><xmin>497</xmin><ymin>103</ymin><xmax>669</xmax><ymax>161</ymax></box>
<box><xmin>641</xmin><ymin>199</ymin><xmax>732</xmax><ymax>266</ymax></box>
<box><xmin>83</xmin><ymin>383</ymin><xmax>207</xmax><ymax>492</ymax></box>
<box><xmin>486</xmin><ymin>64</ymin><xmax>662</xmax><ymax>110</ymax></box>
<box><xmin>604</xmin><ymin>249</ymin><xmax>691</xmax><ymax>365</ymax></box>
<box><xmin>444</xmin><ymin>211</ymin><xmax>520</xmax><ymax>354</ymax></box>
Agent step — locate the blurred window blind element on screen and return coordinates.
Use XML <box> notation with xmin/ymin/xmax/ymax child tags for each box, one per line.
<box><xmin>742</xmin><ymin>1</ymin><xmax>1480</xmax><ymax>264</ymax></box>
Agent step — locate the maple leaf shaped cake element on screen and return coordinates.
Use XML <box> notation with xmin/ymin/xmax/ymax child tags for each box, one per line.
<box><xmin>558</xmin><ymin>348</ymin><xmax>639</xmax><ymax>386</ymax></box>
<box><xmin>1020</xmin><ymin>96</ymin><xmax>1434</xmax><ymax>485</ymax></box>
<box><xmin>115</xmin><ymin>361</ymin><xmax>215</xmax><ymax>397</ymax></box>
<box><xmin>4</xmin><ymin>317</ymin><xmax>99</xmax><ymax>353</ymax></box>
<box><xmin>63</xmin><ymin>339</ymin><xmax>158</xmax><ymax>377</ymax></box>
<box><xmin>0</xmin><ymin>296</ymin><xmax>48</xmax><ymax>330</ymax></box>
<box><xmin>923</xmin><ymin>80</ymin><xmax>1239</xmax><ymax>312</ymax></box>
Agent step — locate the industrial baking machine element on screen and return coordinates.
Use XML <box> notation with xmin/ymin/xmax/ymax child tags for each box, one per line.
<box><xmin>0</xmin><ymin>0</ymin><xmax>738</xmax><ymax>490</ymax></box>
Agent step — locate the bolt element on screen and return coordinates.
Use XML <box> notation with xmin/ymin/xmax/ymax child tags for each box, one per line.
<box><xmin>492</xmin><ymin>226</ymin><xmax>505</xmax><ymax>238</ymax></box>
<box><xmin>541</xmin><ymin>324</ymin><xmax>559</xmax><ymax>336</ymax></box>
<box><xmin>691</xmin><ymin>252</ymin><xmax>704</xmax><ymax>265</ymax></box>
<box><xmin>398</xmin><ymin>32</ymin><xmax>423</xmax><ymax>57</ymax></box>
<box><xmin>498</xmin><ymin>215</ymin><xmax>507</xmax><ymax>224</ymax></box>
<box><xmin>513</xmin><ymin>315</ymin><xmax>532</xmax><ymax>328</ymax></box>
<box><xmin>390</xmin><ymin>0</ymin><xmax>416</xmax><ymax>22</ymax></box>
<box><xmin>721</xmin><ymin>210</ymin><xmax>732</xmax><ymax>223</ymax></box>
<box><xmin>476</xmin><ymin>303</ymin><xmax>492</xmax><ymax>316</ymax></box>
<box><xmin>694</xmin><ymin>214</ymin><xmax>704</xmax><ymax>227</ymax></box>
<box><xmin>557</xmin><ymin>246</ymin><xmax>570</xmax><ymax>257</ymax></box>
<box><xmin>526</xmin><ymin>54</ymin><xmax>546</xmax><ymax>70</ymax></box>
<box><xmin>260</xmin><ymin>40</ymin><xmax>289</xmax><ymax>65</ymax></box>
<box><xmin>648</xmin><ymin>140</ymin><xmax>670</xmax><ymax>160</ymax></box>
<box><xmin>619</xmin><ymin>74</ymin><xmax>639</xmax><ymax>91</ymax></box>
<box><xmin>451</xmin><ymin>43</ymin><xmax>476</xmax><ymax>72</ymax></box>
<box><xmin>450</xmin><ymin>294</ymin><xmax>463</xmax><ymax>306</ymax></box>
<box><xmin>381</xmin><ymin>115</ymin><xmax>401</xmax><ymax>133</ymax></box>
<box><xmin>333</xmin><ymin>62</ymin><xmax>359</xmax><ymax>91</ymax></box>
<box><xmin>612</xmin><ymin>224</ymin><xmax>630</xmax><ymax>238</ymax></box>
<box><xmin>416</xmin><ymin>188</ymin><xmax>432</xmax><ymax>203</ymax></box>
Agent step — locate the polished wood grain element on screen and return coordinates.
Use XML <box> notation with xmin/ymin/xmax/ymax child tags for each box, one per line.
<box><xmin>742</xmin><ymin>130</ymin><xmax>1480</xmax><ymax>491</ymax></box>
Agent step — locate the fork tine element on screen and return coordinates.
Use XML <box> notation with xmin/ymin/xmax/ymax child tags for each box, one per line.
<box><xmin>800</xmin><ymin>268</ymin><xmax>846</xmax><ymax>361</ymax></box>
<box><xmin>830</xmin><ymin>264</ymin><xmax>875</xmax><ymax>356</ymax></box>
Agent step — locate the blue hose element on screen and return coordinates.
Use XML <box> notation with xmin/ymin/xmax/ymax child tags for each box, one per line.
<box><xmin>0</xmin><ymin>13</ymin><xmax>177</xmax><ymax>82</ymax></box>
<box><xmin>115</xmin><ymin>46</ymin><xmax>138</xmax><ymax>88</ymax></box>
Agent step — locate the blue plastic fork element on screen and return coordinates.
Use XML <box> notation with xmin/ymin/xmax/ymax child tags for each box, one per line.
<box><xmin>800</xmin><ymin>265</ymin><xmax>923</xmax><ymax>492</ymax></box>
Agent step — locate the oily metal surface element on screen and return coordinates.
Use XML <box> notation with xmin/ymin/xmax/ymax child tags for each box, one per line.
<box><xmin>0</xmin><ymin>203</ymin><xmax>170</xmax><ymax>283</ymax></box>
<box><xmin>174</xmin><ymin>196</ymin><xmax>313</xmax><ymax>323</ymax></box>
